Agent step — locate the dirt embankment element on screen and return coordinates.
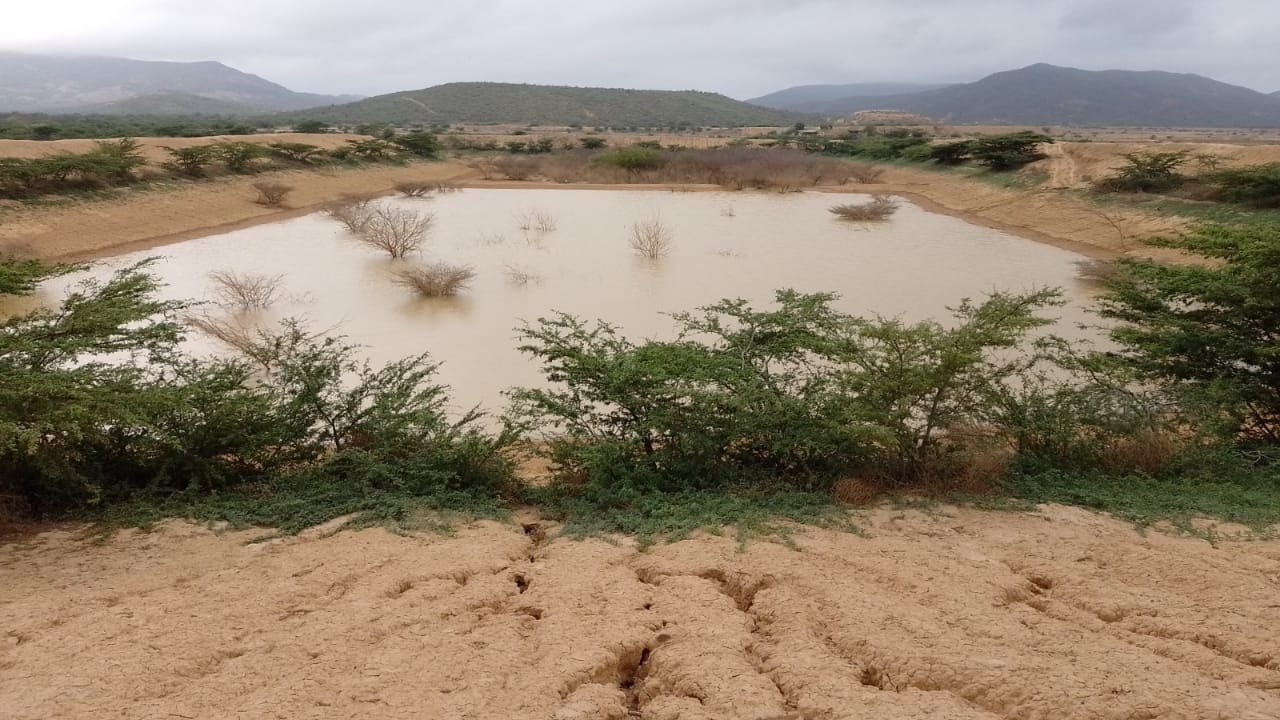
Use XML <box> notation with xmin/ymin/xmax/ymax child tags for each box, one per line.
<box><xmin>2</xmin><ymin>134</ymin><xmax>1275</xmax><ymax>262</ymax></box>
<box><xmin>2</xmin><ymin>506</ymin><xmax>1279</xmax><ymax>719</ymax></box>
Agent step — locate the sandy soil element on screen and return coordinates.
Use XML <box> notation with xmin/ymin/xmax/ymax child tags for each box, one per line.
<box><xmin>2</xmin><ymin>506</ymin><xmax>1279</xmax><ymax>719</ymax></box>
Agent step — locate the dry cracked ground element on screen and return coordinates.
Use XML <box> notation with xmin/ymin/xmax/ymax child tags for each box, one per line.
<box><xmin>3</xmin><ymin>505</ymin><xmax>1280</xmax><ymax>719</ymax></box>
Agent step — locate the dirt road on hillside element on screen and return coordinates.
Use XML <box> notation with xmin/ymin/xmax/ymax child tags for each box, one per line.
<box><xmin>3</xmin><ymin>506</ymin><xmax>1279</xmax><ymax>719</ymax></box>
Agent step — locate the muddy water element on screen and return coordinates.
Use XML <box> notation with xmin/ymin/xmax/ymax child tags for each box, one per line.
<box><xmin>18</xmin><ymin>189</ymin><xmax>1101</xmax><ymax>416</ymax></box>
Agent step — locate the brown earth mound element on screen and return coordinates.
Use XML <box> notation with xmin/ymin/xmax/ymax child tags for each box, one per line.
<box><xmin>3</xmin><ymin>506</ymin><xmax>1278</xmax><ymax>719</ymax></box>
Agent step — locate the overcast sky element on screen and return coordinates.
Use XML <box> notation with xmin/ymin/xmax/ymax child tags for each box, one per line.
<box><xmin>3</xmin><ymin>0</ymin><xmax>1277</xmax><ymax>98</ymax></box>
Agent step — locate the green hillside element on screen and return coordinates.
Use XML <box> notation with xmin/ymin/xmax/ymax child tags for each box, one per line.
<box><xmin>76</xmin><ymin>91</ymin><xmax>264</xmax><ymax>116</ymax></box>
<box><xmin>278</xmin><ymin>82</ymin><xmax>806</xmax><ymax>127</ymax></box>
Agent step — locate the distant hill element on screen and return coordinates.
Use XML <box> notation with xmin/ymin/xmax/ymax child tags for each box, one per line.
<box><xmin>75</xmin><ymin>91</ymin><xmax>268</xmax><ymax>116</ymax></box>
<box><xmin>277</xmin><ymin>82</ymin><xmax>806</xmax><ymax>127</ymax></box>
<box><xmin>746</xmin><ymin>83</ymin><xmax>951</xmax><ymax>112</ymax></box>
<box><xmin>0</xmin><ymin>53</ymin><xmax>359</xmax><ymax>113</ymax></box>
<box><xmin>818</xmin><ymin>64</ymin><xmax>1280</xmax><ymax>127</ymax></box>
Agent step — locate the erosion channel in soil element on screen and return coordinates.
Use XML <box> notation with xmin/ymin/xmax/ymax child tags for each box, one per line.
<box><xmin>3</xmin><ymin>506</ymin><xmax>1280</xmax><ymax>719</ymax></box>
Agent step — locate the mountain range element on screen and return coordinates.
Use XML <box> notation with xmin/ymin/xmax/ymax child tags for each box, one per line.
<box><xmin>746</xmin><ymin>83</ymin><xmax>952</xmax><ymax>113</ymax></box>
<box><xmin>0</xmin><ymin>52</ymin><xmax>358</xmax><ymax>113</ymax></box>
<box><xmin>275</xmin><ymin>82</ymin><xmax>803</xmax><ymax>127</ymax></box>
<box><xmin>755</xmin><ymin>64</ymin><xmax>1280</xmax><ymax>127</ymax></box>
<box><xmin>4</xmin><ymin>53</ymin><xmax>1280</xmax><ymax>128</ymax></box>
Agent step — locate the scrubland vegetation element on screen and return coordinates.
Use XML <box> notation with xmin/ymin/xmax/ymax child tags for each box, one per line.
<box><xmin>3</xmin><ymin>124</ymin><xmax>1279</xmax><ymax>540</ymax></box>
<box><xmin>1093</xmin><ymin>150</ymin><xmax>1280</xmax><ymax>208</ymax></box>
<box><xmin>3</xmin><ymin>182</ymin><xmax>1279</xmax><ymax>538</ymax></box>
<box><xmin>0</xmin><ymin>132</ymin><xmax>442</xmax><ymax>201</ymax></box>
<box><xmin>251</xmin><ymin>181</ymin><xmax>293</xmax><ymax>206</ymax></box>
<box><xmin>0</xmin><ymin>114</ymin><xmax>263</xmax><ymax>141</ymax></box>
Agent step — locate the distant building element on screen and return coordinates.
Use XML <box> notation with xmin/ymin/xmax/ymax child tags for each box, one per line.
<box><xmin>846</xmin><ymin>110</ymin><xmax>934</xmax><ymax>126</ymax></box>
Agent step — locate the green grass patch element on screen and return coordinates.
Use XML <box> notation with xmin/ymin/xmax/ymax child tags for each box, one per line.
<box><xmin>521</xmin><ymin>483</ymin><xmax>855</xmax><ymax>548</ymax></box>
<box><xmin>1001</xmin><ymin>465</ymin><xmax>1280</xmax><ymax>533</ymax></box>
<box><xmin>1081</xmin><ymin>191</ymin><xmax>1280</xmax><ymax>227</ymax></box>
<box><xmin>100</xmin><ymin>472</ymin><xmax>509</xmax><ymax>539</ymax></box>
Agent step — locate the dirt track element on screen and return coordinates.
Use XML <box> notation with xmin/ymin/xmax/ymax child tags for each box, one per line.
<box><xmin>3</xmin><ymin>506</ymin><xmax>1279</xmax><ymax>719</ymax></box>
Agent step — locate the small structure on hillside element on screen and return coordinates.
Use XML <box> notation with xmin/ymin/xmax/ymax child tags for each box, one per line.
<box><xmin>846</xmin><ymin>109</ymin><xmax>934</xmax><ymax>126</ymax></box>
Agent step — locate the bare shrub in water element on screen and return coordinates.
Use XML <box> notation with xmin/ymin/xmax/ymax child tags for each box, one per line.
<box><xmin>829</xmin><ymin>195</ymin><xmax>898</xmax><ymax>221</ymax></box>
<box><xmin>519</xmin><ymin>209</ymin><xmax>557</xmax><ymax>232</ymax></box>
<box><xmin>186</xmin><ymin>313</ymin><xmax>259</xmax><ymax>356</ymax></box>
<box><xmin>503</xmin><ymin>264</ymin><xmax>542</xmax><ymax>285</ymax></box>
<box><xmin>208</xmin><ymin>270</ymin><xmax>283</xmax><ymax>310</ymax></box>
<box><xmin>325</xmin><ymin>198</ymin><xmax>375</xmax><ymax>233</ymax></box>
<box><xmin>393</xmin><ymin>262</ymin><xmax>476</xmax><ymax>297</ymax></box>
<box><xmin>357</xmin><ymin>206</ymin><xmax>435</xmax><ymax>258</ymax></box>
<box><xmin>628</xmin><ymin>216</ymin><xmax>674</xmax><ymax>258</ymax></box>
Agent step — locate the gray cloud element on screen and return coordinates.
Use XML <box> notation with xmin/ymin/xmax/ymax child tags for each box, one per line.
<box><xmin>2</xmin><ymin>0</ymin><xmax>1276</xmax><ymax>98</ymax></box>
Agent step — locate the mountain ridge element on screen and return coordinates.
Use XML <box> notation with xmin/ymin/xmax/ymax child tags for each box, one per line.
<box><xmin>780</xmin><ymin>64</ymin><xmax>1280</xmax><ymax>127</ymax></box>
<box><xmin>0</xmin><ymin>52</ymin><xmax>358</xmax><ymax>113</ymax></box>
<box><xmin>746</xmin><ymin>83</ymin><xmax>952</xmax><ymax>112</ymax></box>
<box><xmin>274</xmin><ymin>81</ymin><xmax>806</xmax><ymax>127</ymax></box>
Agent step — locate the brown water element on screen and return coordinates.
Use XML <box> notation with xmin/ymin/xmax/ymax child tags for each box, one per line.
<box><xmin>20</xmin><ymin>188</ymin><xmax>1101</xmax><ymax>417</ymax></box>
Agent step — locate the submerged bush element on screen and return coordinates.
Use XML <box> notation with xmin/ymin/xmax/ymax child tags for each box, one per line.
<box><xmin>392</xmin><ymin>262</ymin><xmax>476</xmax><ymax>297</ymax></box>
<box><xmin>628</xmin><ymin>216</ymin><xmax>674</xmax><ymax>258</ymax></box>
<box><xmin>325</xmin><ymin>197</ymin><xmax>375</xmax><ymax>233</ymax></box>
<box><xmin>829</xmin><ymin>195</ymin><xmax>898</xmax><ymax>221</ymax></box>
<box><xmin>208</xmin><ymin>269</ymin><xmax>283</xmax><ymax>310</ymax></box>
<box><xmin>354</xmin><ymin>206</ymin><xmax>435</xmax><ymax>258</ymax></box>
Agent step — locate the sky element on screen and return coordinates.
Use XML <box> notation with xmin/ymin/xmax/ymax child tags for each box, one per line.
<box><xmin>2</xmin><ymin>0</ymin><xmax>1277</xmax><ymax>99</ymax></box>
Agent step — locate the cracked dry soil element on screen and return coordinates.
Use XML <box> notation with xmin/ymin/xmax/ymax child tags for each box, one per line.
<box><xmin>3</xmin><ymin>505</ymin><xmax>1280</xmax><ymax>720</ymax></box>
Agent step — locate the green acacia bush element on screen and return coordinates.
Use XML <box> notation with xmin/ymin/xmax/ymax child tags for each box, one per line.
<box><xmin>345</xmin><ymin>138</ymin><xmax>398</xmax><ymax>161</ymax></box>
<box><xmin>811</xmin><ymin>130</ymin><xmax>929</xmax><ymax>160</ymax></box>
<box><xmin>0</xmin><ymin>139</ymin><xmax>145</xmax><ymax>197</ymax></box>
<box><xmin>1099</xmin><ymin>223</ymin><xmax>1280</xmax><ymax>443</ymax></box>
<box><xmin>163</xmin><ymin>145</ymin><xmax>216</xmax><ymax>177</ymax></box>
<box><xmin>267</xmin><ymin>142</ymin><xmax>325</xmax><ymax>164</ymax></box>
<box><xmin>510</xmin><ymin>288</ymin><xmax>1065</xmax><ymax>491</ymax></box>
<box><xmin>968</xmin><ymin>132</ymin><xmax>1053</xmax><ymax>171</ymax></box>
<box><xmin>212</xmin><ymin>141</ymin><xmax>269</xmax><ymax>173</ymax></box>
<box><xmin>1093</xmin><ymin>151</ymin><xmax>1189</xmax><ymax>193</ymax></box>
<box><xmin>925</xmin><ymin>140</ymin><xmax>974</xmax><ymax>165</ymax></box>
<box><xmin>0</xmin><ymin>259</ymin><xmax>514</xmax><ymax>521</ymax></box>
<box><xmin>1203</xmin><ymin>163</ymin><xmax>1280</xmax><ymax>207</ymax></box>
<box><xmin>906</xmin><ymin>132</ymin><xmax>1053</xmax><ymax>171</ymax></box>
<box><xmin>597</xmin><ymin>146</ymin><xmax>666</xmax><ymax>172</ymax></box>
<box><xmin>391</xmin><ymin>131</ymin><xmax>442</xmax><ymax>159</ymax></box>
